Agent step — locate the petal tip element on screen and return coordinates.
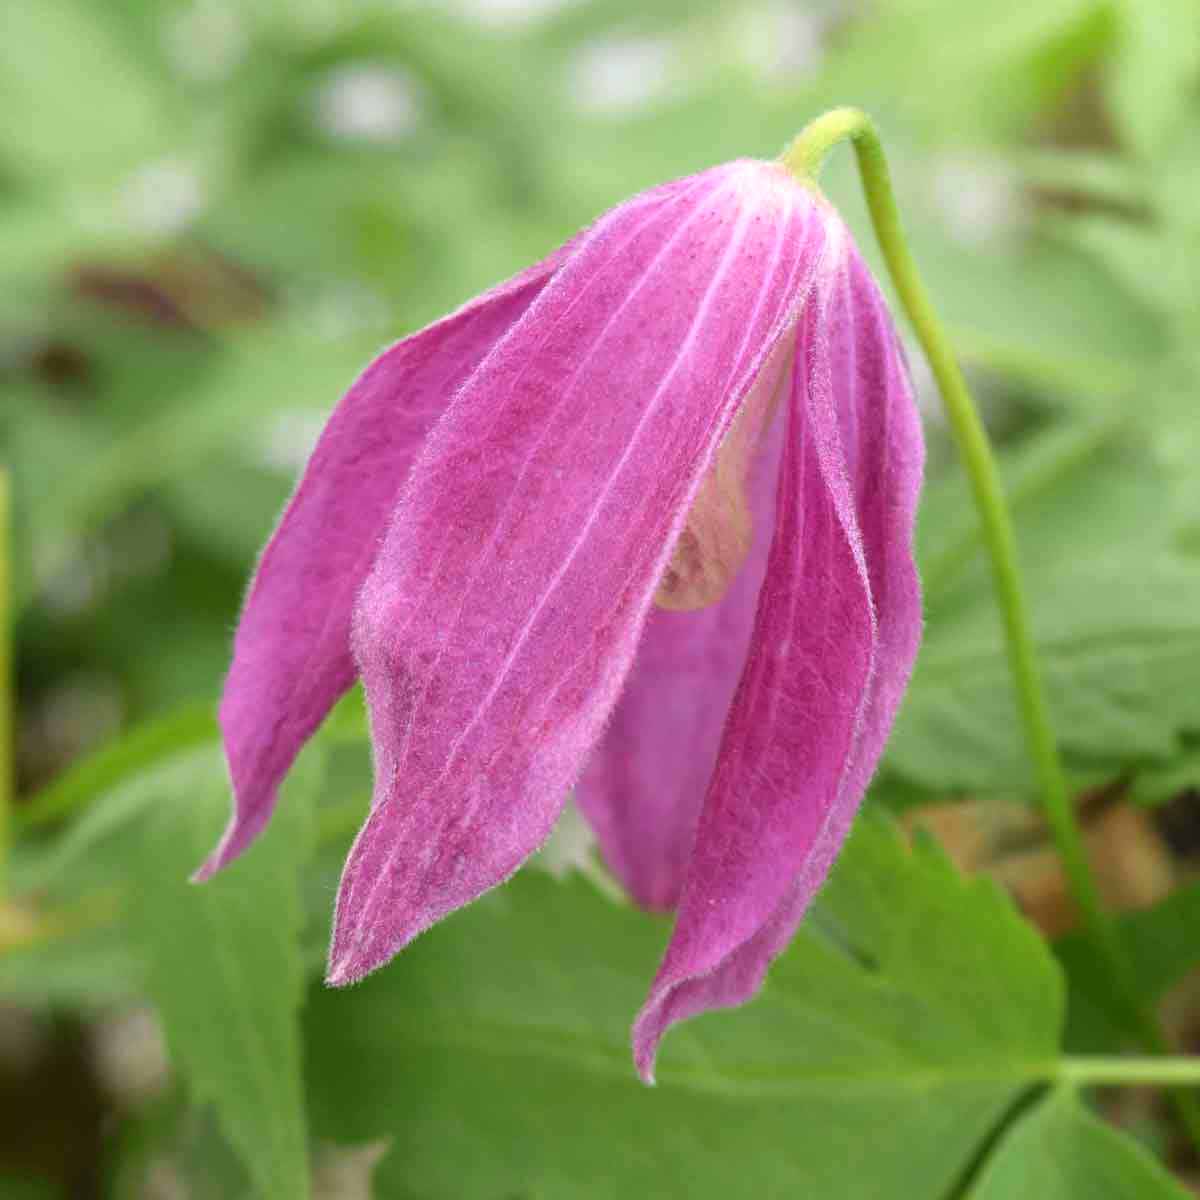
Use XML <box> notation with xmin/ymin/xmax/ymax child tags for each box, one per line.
<box><xmin>190</xmin><ymin>827</ymin><xmax>237</xmax><ymax>884</ymax></box>
<box><xmin>324</xmin><ymin>958</ymin><xmax>358</xmax><ymax>988</ymax></box>
<box><xmin>631</xmin><ymin>1000</ymin><xmax>666</xmax><ymax>1086</ymax></box>
<box><xmin>189</xmin><ymin>859</ymin><xmax>218</xmax><ymax>885</ymax></box>
<box><xmin>190</xmin><ymin>808</ymin><xmax>253</xmax><ymax>884</ymax></box>
<box><xmin>326</xmin><ymin>901</ymin><xmax>399</xmax><ymax>989</ymax></box>
<box><xmin>325</xmin><ymin>933</ymin><xmax>393</xmax><ymax>988</ymax></box>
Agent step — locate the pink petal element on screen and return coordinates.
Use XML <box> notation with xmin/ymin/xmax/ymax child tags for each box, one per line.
<box><xmin>197</xmin><ymin>255</ymin><xmax>562</xmax><ymax>881</ymax></box>
<box><xmin>327</xmin><ymin>161</ymin><xmax>828</xmax><ymax>985</ymax></box>
<box><xmin>633</xmin><ymin>223</ymin><xmax>925</xmax><ymax>1082</ymax></box>
<box><xmin>574</xmin><ymin>371</ymin><xmax>788</xmax><ymax>911</ymax></box>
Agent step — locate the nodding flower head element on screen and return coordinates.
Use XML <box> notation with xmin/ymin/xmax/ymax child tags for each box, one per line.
<box><xmin>198</xmin><ymin>156</ymin><xmax>924</xmax><ymax>1083</ymax></box>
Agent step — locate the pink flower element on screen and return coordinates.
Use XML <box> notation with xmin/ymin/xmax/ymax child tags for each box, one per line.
<box><xmin>199</xmin><ymin>159</ymin><xmax>924</xmax><ymax>1081</ymax></box>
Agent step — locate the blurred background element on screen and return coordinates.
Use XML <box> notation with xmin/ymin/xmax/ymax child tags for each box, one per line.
<box><xmin>2</xmin><ymin>0</ymin><xmax>1199</xmax><ymax>1195</ymax></box>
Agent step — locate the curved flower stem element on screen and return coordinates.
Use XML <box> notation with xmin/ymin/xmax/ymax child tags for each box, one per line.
<box><xmin>780</xmin><ymin>107</ymin><xmax>1200</xmax><ymax>1142</ymax></box>
<box><xmin>1061</xmin><ymin>1057</ymin><xmax>1200</xmax><ymax>1089</ymax></box>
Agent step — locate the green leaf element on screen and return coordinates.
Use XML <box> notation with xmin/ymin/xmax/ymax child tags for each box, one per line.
<box><xmin>129</xmin><ymin>746</ymin><xmax>318</xmax><ymax>1200</ymax></box>
<box><xmin>890</xmin><ymin>559</ymin><xmax>1200</xmax><ymax>793</ymax></box>
<box><xmin>1050</xmin><ymin>214</ymin><xmax>1182</xmax><ymax>318</ymax></box>
<box><xmin>827</xmin><ymin>167</ymin><xmax>1162</xmax><ymax>402</ymax></box>
<box><xmin>823</xmin><ymin>0</ymin><xmax>1112</xmax><ymax>144</ymax></box>
<box><xmin>896</xmin><ymin>412</ymin><xmax>1200</xmax><ymax>797</ymax></box>
<box><xmin>0</xmin><ymin>920</ymin><xmax>142</xmax><ymax>1008</ymax></box>
<box><xmin>1011</xmin><ymin>148</ymin><xmax>1149</xmax><ymax>210</ymax></box>
<box><xmin>917</xmin><ymin>413</ymin><xmax>1164</xmax><ymax>602</ymax></box>
<box><xmin>0</xmin><ymin>0</ymin><xmax>173</xmax><ymax>182</ymax></box>
<box><xmin>1058</xmin><ymin>882</ymin><xmax>1200</xmax><ymax>1051</ymax></box>
<box><xmin>1109</xmin><ymin>0</ymin><xmax>1200</xmax><ymax>159</ymax></box>
<box><xmin>0</xmin><ymin>1177</ymin><xmax>59</xmax><ymax>1200</ymax></box>
<box><xmin>109</xmin><ymin>1101</ymin><xmax>254</xmax><ymax>1200</ymax></box>
<box><xmin>19</xmin><ymin>315</ymin><xmax>382</xmax><ymax>608</ymax></box>
<box><xmin>0</xmin><ymin>711</ymin><xmax>232</xmax><ymax>1006</ymax></box>
<box><xmin>969</xmin><ymin>1088</ymin><xmax>1189</xmax><ymax>1198</ymax></box>
<box><xmin>1132</xmin><ymin>747</ymin><xmax>1200</xmax><ymax>807</ymax></box>
<box><xmin>304</xmin><ymin>814</ymin><xmax>1062</xmax><ymax>1198</ymax></box>
<box><xmin>17</xmin><ymin>700</ymin><xmax>217</xmax><ymax>831</ymax></box>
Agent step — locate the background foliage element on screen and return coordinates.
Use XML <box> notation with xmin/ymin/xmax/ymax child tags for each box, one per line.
<box><xmin>2</xmin><ymin>0</ymin><xmax>1199</xmax><ymax>1195</ymax></box>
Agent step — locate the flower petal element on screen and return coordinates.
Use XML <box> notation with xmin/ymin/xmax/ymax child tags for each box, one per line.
<box><xmin>633</xmin><ymin>224</ymin><xmax>925</xmax><ymax>1082</ymax></box>
<box><xmin>574</xmin><ymin>359</ymin><xmax>788</xmax><ymax>910</ymax></box>
<box><xmin>327</xmin><ymin>162</ymin><xmax>827</xmax><ymax>984</ymax></box>
<box><xmin>197</xmin><ymin>256</ymin><xmax>562</xmax><ymax>881</ymax></box>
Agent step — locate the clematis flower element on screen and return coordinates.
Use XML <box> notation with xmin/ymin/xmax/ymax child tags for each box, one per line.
<box><xmin>199</xmin><ymin>157</ymin><xmax>924</xmax><ymax>1081</ymax></box>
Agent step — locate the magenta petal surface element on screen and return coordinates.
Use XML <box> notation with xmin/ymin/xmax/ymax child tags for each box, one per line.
<box><xmin>197</xmin><ymin>257</ymin><xmax>561</xmax><ymax>880</ymax></box>
<box><xmin>575</xmin><ymin>406</ymin><xmax>785</xmax><ymax>911</ymax></box>
<box><xmin>327</xmin><ymin>162</ymin><xmax>827</xmax><ymax>984</ymax></box>
<box><xmin>632</xmin><ymin>225</ymin><xmax>925</xmax><ymax>1081</ymax></box>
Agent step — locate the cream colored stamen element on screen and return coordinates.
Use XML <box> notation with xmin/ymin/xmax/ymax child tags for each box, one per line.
<box><xmin>655</xmin><ymin>337</ymin><xmax>794</xmax><ymax>611</ymax></box>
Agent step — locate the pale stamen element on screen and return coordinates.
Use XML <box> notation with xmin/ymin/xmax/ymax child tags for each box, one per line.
<box><xmin>655</xmin><ymin>336</ymin><xmax>794</xmax><ymax>611</ymax></box>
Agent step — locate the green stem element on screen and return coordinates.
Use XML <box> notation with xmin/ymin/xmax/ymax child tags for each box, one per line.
<box><xmin>922</xmin><ymin>410</ymin><xmax>1128</xmax><ymax>596</ymax></box>
<box><xmin>780</xmin><ymin>108</ymin><xmax>1200</xmax><ymax>1142</ymax></box>
<box><xmin>1061</xmin><ymin>1058</ymin><xmax>1200</xmax><ymax>1089</ymax></box>
<box><xmin>0</xmin><ymin>468</ymin><xmax>11</xmax><ymax>893</ymax></box>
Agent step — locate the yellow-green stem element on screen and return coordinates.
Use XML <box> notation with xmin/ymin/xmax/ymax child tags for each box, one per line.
<box><xmin>780</xmin><ymin>107</ymin><xmax>1200</xmax><ymax>1139</ymax></box>
<box><xmin>1060</xmin><ymin>1058</ymin><xmax>1200</xmax><ymax>1089</ymax></box>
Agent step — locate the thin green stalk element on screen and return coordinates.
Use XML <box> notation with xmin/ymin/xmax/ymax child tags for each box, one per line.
<box><xmin>1061</xmin><ymin>1058</ymin><xmax>1200</xmax><ymax>1089</ymax></box>
<box><xmin>780</xmin><ymin>108</ymin><xmax>1200</xmax><ymax>1141</ymax></box>
<box><xmin>922</xmin><ymin>410</ymin><xmax>1128</xmax><ymax>595</ymax></box>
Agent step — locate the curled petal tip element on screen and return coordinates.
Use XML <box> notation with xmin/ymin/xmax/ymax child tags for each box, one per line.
<box><xmin>325</xmin><ymin>916</ymin><xmax>402</xmax><ymax>988</ymax></box>
<box><xmin>325</xmin><ymin>927</ymin><xmax>370</xmax><ymax>988</ymax></box>
<box><xmin>325</xmin><ymin>926</ymin><xmax>368</xmax><ymax>989</ymax></box>
<box><xmin>324</xmin><ymin>959</ymin><xmax>357</xmax><ymax>988</ymax></box>
<box><xmin>188</xmin><ymin>860</ymin><xmax>216</xmax><ymax>885</ymax></box>
<box><xmin>632</xmin><ymin>991</ymin><xmax>672</xmax><ymax>1084</ymax></box>
<box><xmin>189</xmin><ymin>822</ymin><xmax>237</xmax><ymax>884</ymax></box>
<box><xmin>633</xmin><ymin>1040</ymin><xmax>659</xmax><ymax>1086</ymax></box>
<box><xmin>191</xmin><ymin>799</ymin><xmax>272</xmax><ymax>884</ymax></box>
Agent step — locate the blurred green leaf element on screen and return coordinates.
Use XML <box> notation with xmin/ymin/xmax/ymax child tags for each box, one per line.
<box><xmin>304</xmin><ymin>813</ymin><xmax>1062</xmax><ymax>1198</ymax></box>
<box><xmin>0</xmin><ymin>0</ymin><xmax>174</xmax><ymax>182</ymax></box>
<box><xmin>822</xmin><ymin>0</ymin><xmax>1112</xmax><ymax>143</ymax></box>
<box><xmin>110</xmin><ymin>1102</ymin><xmax>254</xmax><ymax>1200</ymax></box>
<box><xmin>1058</xmin><ymin>881</ymin><xmax>1200</xmax><ymax>1051</ymax></box>
<box><xmin>0</xmin><ymin>920</ymin><xmax>143</xmax><ymax>1008</ymax></box>
<box><xmin>897</xmin><ymin>412</ymin><xmax>1200</xmax><ymax>798</ymax></box>
<box><xmin>0</xmin><ymin>196</ymin><xmax>148</xmax><ymax>283</ymax></box>
<box><xmin>0</xmin><ymin>1177</ymin><xmax>59</xmax><ymax>1200</ymax></box>
<box><xmin>918</xmin><ymin>413</ymin><xmax>1157</xmax><ymax>599</ymax></box>
<box><xmin>820</xmin><ymin>156</ymin><xmax>1163</xmax><ymax>403</ymax></box>
<box><xmin>1012</xmin><ymin>148</ymin><xmax>1149</xmax><ymax>210</ymax></box>
<box><xmin>18</xmin><ymin>315</ymin><xmax>380</xmax><ymax>608</ymax></box>
<box><xmin>539</xmin><ymin>0</ymin><xmax>731</xmax><ymax>46</ymax></box>
<box><xmin>17</xmin><ymin>699</ymin><xmax>217</xmax><ymax>831</ymax></box>
<box><xmin>969</xmin><ymin>1087</ymin><xmax>1190</xmax><ymax>1198</ymax></box>
<box><xmin>890</xmin><ymin>560</ymin><xmax>1200</xmax><ymax>793</ymax></box>
<box><xmin>1050</xmin><ymin>214</ymin><xmax>1182</xmax><ymax>318</ymax></box>
<box><xmin>14</xmin><ymin>746</ymin><xmax>198</xmax><ymax>896</ymax></box>
<box><xmin>1109</xmin><ymin>0</ymin><xmax>1200</xmax><ymax>159</ymax></box>
<box><xmin>129</xmin><ymin>745</ymin><xmax>318</xmax><ymax>1200</ymax></box>
<box><xmin>907</xmin><ymin>225</ymin><xmax>1160</xmax><ymax>401</ymax></box>
<box><xmin>1132</xmin><ymin>748</ymin><xmax>1200</xmax><ymax>807</ymax></box>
